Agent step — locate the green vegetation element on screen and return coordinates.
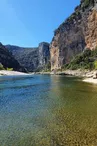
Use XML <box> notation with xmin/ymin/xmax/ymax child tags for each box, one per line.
<box><xmin>63</xmin><ymin>48</ymin><xmax>97</xmax><ymax>70</ymax></box>
<box><xmin>81</xmin><ymin>0</ymin><xmax>94</xmax><ymax>11</ymax></box>
<box><xmin>0</xmin><ymin>63</ymin><xmax>13</xmax><ymax>71</ymax></box>
<box><xmin>6</xmin><ymin>68</ymin><xmax>13</xmax><ymax>71</ymax></box>
<box><xmin>94</xmin><ymin>60</ymin><xmax>97</xmax><ymax>70</ymax></box>
<box><xmin>68</xmin><ymin>12</ymin><xmax>77</xmax><ymax>21</ymax></box>
<box><xmin>42</xmin><ymin>62</ymin><xmax>51</xmax><ymax>72</ymax></box>
<box><xmin>0</xmin><ymin>63</ymin><xmax>4</xmax><ymax>70</ymax></box>
<box><xmin>45</xmin><ymin>62</ymin><xmax>51</xmax><ymax>71</ymax></box>
<box><xmin>35</xmin><ymin>62</ymin><xmax>51</xmax><ymax>72</ymax></box>
<box><xmin>69</xmin><ymin>14</ymin><xmax>75</xmax><ymax>20</ymax></box>
<box><xmin>84</xmin><ymin>0</ymin><xmax>90</xmax><ymax>8</ymax></box>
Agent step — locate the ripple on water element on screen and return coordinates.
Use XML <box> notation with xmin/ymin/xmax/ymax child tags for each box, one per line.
<box><xmin>0</xmin><ymin>75</ymin><xmax>97</xmax><ymax>145</ymax></box>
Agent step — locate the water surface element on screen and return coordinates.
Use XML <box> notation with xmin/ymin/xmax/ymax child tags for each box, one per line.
<box><xmin>0</xmin><ymin>75</ymin><xmax>97</xmax><ymax>146</ymax></box>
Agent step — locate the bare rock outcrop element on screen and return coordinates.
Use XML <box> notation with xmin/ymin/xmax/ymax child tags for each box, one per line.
<box><xmin>0</xmin><ymin>43</ymin><xmax>26</xmax><ymax>72</ymax></box>
<box><xmin>6</xmin><ymin>42</ymin><xmax>50</xmax><ymax>72</ymax></box>
<box><xmin>50</xmin><ymin>0</ymin><xmax>97</xmax><ymax>71</ymax></box>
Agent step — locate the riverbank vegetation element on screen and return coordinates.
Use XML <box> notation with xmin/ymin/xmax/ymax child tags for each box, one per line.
<box><xmin>63</xmin><ymin>48</ymin><xmax>97</xmax><ymax>71</ymax></box>
<box><xmin>0</xmin><ymin>63</ymin><xmax>13</xmax><ymax>71</ymax></box>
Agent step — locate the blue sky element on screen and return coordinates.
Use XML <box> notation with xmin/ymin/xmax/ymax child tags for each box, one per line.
<box><xmin>0</xmin><ymin>0</ymin><xmax>80</xmax><ymax>47</ymax></box>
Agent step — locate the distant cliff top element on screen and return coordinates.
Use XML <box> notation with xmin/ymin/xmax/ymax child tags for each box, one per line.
<box><xmin>54</xmin><ymin>0</ymin><xmax>96</xmax><ymax>35</ymax></box>
<box><xmin>50</xmin><ymin>0</ymin><xmax>97</xmax><ymax>70</ymax></box>
<box><xmin>5</xmin><ymin>42</ymin><xmax>50</xmax><ymax>72</ymax></box>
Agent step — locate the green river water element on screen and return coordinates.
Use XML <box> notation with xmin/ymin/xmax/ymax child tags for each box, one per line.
<box><xmin>0</xmin><ymin>75</ymin><xmax>97</xmax><ymax>146</ymax></box>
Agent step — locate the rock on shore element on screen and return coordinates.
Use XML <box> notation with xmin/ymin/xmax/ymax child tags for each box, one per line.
<box><xmin>51</xmin><ymin>69</ymin><xmax>97</xmax><ymax>84</ymax></box>
<box><xmin>83</xmin><ymin>78</ymin><xmax>97</xmax><ymax>84</ymax></box>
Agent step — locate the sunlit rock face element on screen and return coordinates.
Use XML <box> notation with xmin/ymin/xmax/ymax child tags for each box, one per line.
<box><xmin>6</xmin><ymin>42</ymin><xmax>50</xmax><ymax>72</ymax></box>
<box><xmin>85</xmin><ymin>9</ymin><xmax>97</xmax><ymax>49</ymax></box>
<box><xmin>38</xmin><ymin>42</ymin><xmax>50</xmax><ymax>69</ymax></box>
<box><xmin>0</xmin><ymin>43</ymin><xmax>26</xmax><ymax>72</ymax></box>
<box><xmin>50</xmin><ymin>0</ymin><xmax>97</xmax><ymax>70</ymax></box>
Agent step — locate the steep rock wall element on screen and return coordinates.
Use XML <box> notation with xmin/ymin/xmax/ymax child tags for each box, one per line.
<box><xmin>0</xmin><ymin>43</ymin><xmax>26</xmax><ymax>72</ymax></box>
<box><xmin>6</xmin><ymin>42</ymin><xmax>50</xmax><ymax>72</ymax></box>
<box><xmin>38</xmin><ymin>42</ymin><xmax>50</xmax><ymax>69</ymax></box>
<box><xmin>50</xmin><ymin>0</ymin><xmax>97</xmax><ymax>70</ymax></box>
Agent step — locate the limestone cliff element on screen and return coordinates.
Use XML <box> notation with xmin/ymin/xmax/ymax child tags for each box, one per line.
<box><xmin>38</xmin><ymin>42</ymin><xmax>50</xmax><ymax>69</ymax></box>
<box><xmin>50</xmin><ymin>0</ymin><xmax>97</xmax><ymax>70</ymax></box>
<box><xmin>6</xmin><ymin>42</ymin><xmax>50</xmax><ymax>72</ymax></box>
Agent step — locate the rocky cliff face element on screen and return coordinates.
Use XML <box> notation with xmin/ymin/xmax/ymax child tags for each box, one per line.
<box><xmin>50</xmin><ymin>0</ymin><xmax>97</xmax><ymax>70</ymax></box>
<box><xmin>38</xmin><ymin>42</ymin><xmax>50</xmax><ymax>69</ymax></box>
<box><xmin>6</xmin><ymin>42</ymin><xmax>50</xmax><ymax>72</ymax></box>
<box><xmin>0</xmin><ymin>43</ymin><xmax>26</xmax><ymax>72</ymax></box>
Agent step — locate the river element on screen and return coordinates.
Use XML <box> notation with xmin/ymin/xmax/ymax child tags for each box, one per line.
<box><xmin>0</xmin><ymin>75</ymin><xmax>97</xmax><ymax>146</ymax></box>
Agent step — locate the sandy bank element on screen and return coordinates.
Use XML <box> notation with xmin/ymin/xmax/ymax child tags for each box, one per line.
<box><xmin>62</xmin><ymin>70</ymin><xmax>97</xmax><ymax>84</ymax></box>
<box><xmin>83</xmin><ymin>78</ymin><xmax>97</xmax><ymax>84</ymax></box>
<box><xmin>1</xmin><ymin>70</ymin><xmax>97</xmax><ymax>84</ymax></box>
<box><xmin>53</xmin><ymin>70</ymin><xmax>97</xmax><ymax>84</ymax></box>
<box><xmin>35</xmin><ymin>72</ymin><xmax>51</xmax><ymax>75</ymax></box>
<box><xmin>0</xmin><ymin>70</ymin><xmax>28</xmax><ymax>76</ymax></box>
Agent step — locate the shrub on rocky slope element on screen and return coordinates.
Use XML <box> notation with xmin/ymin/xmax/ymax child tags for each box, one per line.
<box><xmin>63</xmin><ymin>48</ymin><xmax>97</xmax><ymax>70</ymax></box>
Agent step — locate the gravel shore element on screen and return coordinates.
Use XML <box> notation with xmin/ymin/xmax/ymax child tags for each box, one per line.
<box><xmin>0</xmin><ymin>69</ymin><xmax>97</xmax><ymax>84</ymax></box>
<box><xmin>54</xmin><ymin>70</ymin><xmax>97</xmax><ymax>84</ymax></box>
<box><xmin>0</xmin><ymin>70</ymin><xmax>28</xmax><ymax>76</ymax></box>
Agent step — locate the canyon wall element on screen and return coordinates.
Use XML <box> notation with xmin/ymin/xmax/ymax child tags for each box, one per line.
<box><xmin>4</xmin><ymin>0</ymin><xmax>97</xmax><ymax>72</ymax></box>
<box><xmin>6</xmin><ymin>42</ymin><xmax>50</xmax><ymax>72</ymax></box>
<box><xmin>0</xmin><ymin>43</ymin><xmax>26</xmax><ymax>72</ymax></box>
<box><xmin>50</xmin><ymin>0</ymin><xmax>97</xmax><ymax>70</ymax></box>
<box><xmin>38</xmin><ymin>42</ymin><xmax>50</xmax><ymax>68</ymax></box>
